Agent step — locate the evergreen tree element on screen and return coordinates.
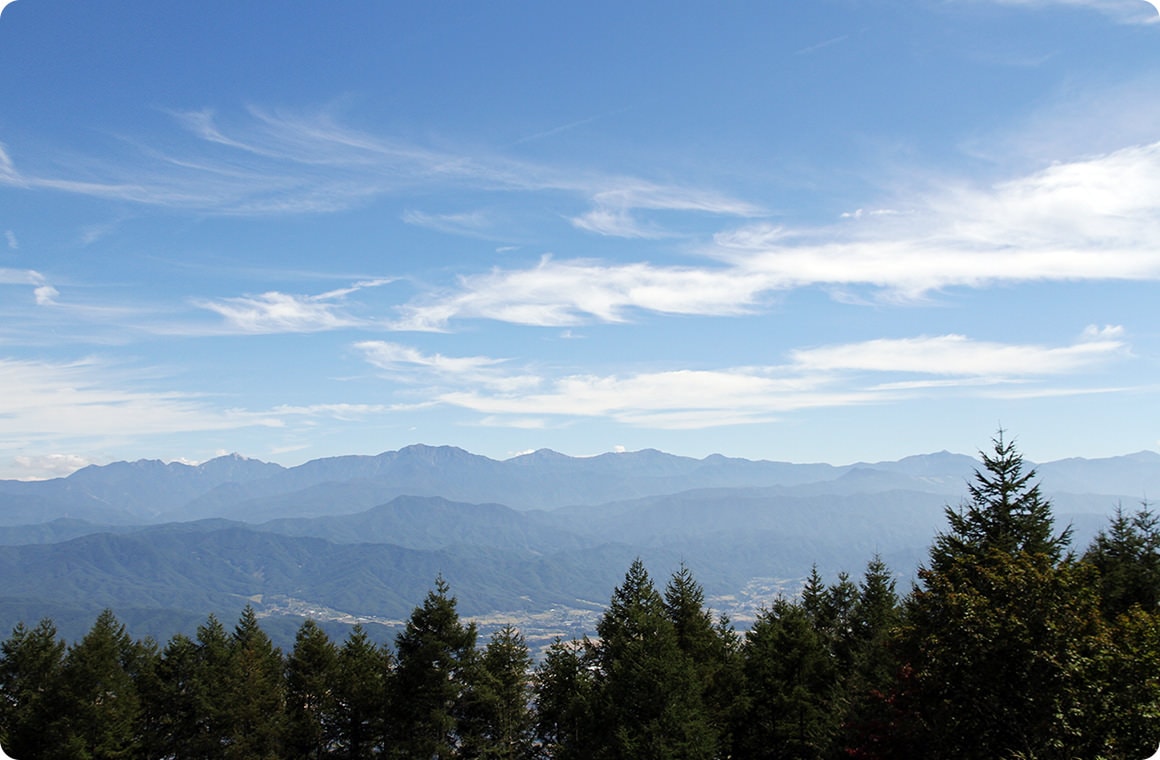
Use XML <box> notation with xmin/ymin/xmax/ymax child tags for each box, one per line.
<box><xmin>1089</xmin><ymin>606</ymin><xmax>1160</xmax><ymax>757</ymax></box>
<box><xmin>334</xmin><ymin>624</ymin><xmax>390</xmax><ymax>759</ymax></box>
<box><xmin>389</xmin><ymin>576</ymin><xmax>478</xmax><ymax>759</ymax></box>
<box><xmin>1084</xmin><ymin>502</ymin><xmax>1160</xmax><ymax>618</ymax></box>
<box><xmin>839</xmin><ymin>555</ymin><xmax>901</xmax><ymax>755</ymax></box>
<box><xmin>663</xmin><ymin>563</ymin><xmax>738</xmax><ymax>757</ymax></box>
<box><xmin>930</xmin><ymin>430</ymin><xmax>1070</xmax><ymax>574</ymax></box>
<box><xmin>193</xmin><ymin>614</ymin><xmax>237</xmax><ymax>755</ymax></box>
<box><xmin>737</xmin><ymin>598</ymin><xmax>838</xmax><ymax>760</ymax></box>
<box><xmin>223</xmin><ymin>605</ymin><xmax>285</xmax><ymax>760</ymax></box>
<box><xmin>286</xmin><ymin>619</ymin><xmax>340</xmax><ymax>759</ymax></box>
<box><xmin>533</xmin><ymin>637</ymin><xmax>595</xmax><ymax>760</ymax></box>
<box><xmin>461</xmin><ymin>625</ymin><xmax>535</xmax><ymax>760</ymax></box>
<box><xmin>49</xmin><ymin>609</ymin><xmax>148</xmax><ymax>760</ymax></box>
<box><xmin>588</xmin><ymin>558</ymin><xmax>714</xmax><ymax>760</ymax></box>
<box><xmin>895</xmin><ymin>433</ymin><xmax>1105</xmax><ymax>759</ymax></box>
<box><xmin>0</xmin><ymin>618</ymin><xmax>66</xmax><ymax>759</ymax></box>
<box><xmin>140</xmin><ymin>632</ymin><xmax>212</xmax><ymax>759</ymax></box>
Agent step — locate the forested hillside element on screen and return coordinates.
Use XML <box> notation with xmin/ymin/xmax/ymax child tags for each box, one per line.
<box><xmin>1</xmin><ymin>444</ymin><xmax>1151</xmax><ymax>649</ymax></box>
<box><xmin>2</xmin><ymin>434</ymin><xmax>1158</xmax><ymax>758</ymax></box>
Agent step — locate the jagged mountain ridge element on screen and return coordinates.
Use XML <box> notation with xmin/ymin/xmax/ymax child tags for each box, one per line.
<box><xmin>4</xmin><ymin>445</ymin><xmax>1155</xmax><ymax>527</ymax></box>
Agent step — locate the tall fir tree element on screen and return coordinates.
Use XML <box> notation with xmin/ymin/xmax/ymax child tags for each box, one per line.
<box><xmin>223</xmin><ymin>606</ymin><xmax>286</xmax><ymax>760</ymax></box>
<box><xmin>588</xmin><ymin>559</ymin><xmax>714</xmax><ymax>760</ymax></box>
<box><xmin>663</xmin><ymin>563</ymin><xmax>738</xmax><ymax>758</ymax></box>
<box><xmin>48</xmin><ymin>609</ymin><xmax>148</xmax><ymax>760</ymax></box>
<box><xmin>894</xmin><ymin>433</ymin><xmax>1107</xmax><ymax>759</ymax></box>
<box><xmin>838</xmin><ymin>555</ymin><xmax>901</xmax><ymax>756</ymax></box>
<box><xmin>334</xmin><ymin>624</ymin><xmax>390</xmax><ymax>759</ymax></box>
<box><xmin>389</xmin><ymin>576</ymin><xmax>478</xmax><ymax>759</ymax></box>
<box><xmin>140</xmin><ymin>632</ymin><xmax>211</xmax><ymax>759</ymax></box>
<box><xmin>286</xmin><ymin>619</ymin><xmax>340</xmax><ymax>759</ymax></box>
<box><xmin>533</xmin><ymin>637</ymin><xmax>595</xmax><ymax>760</ymax></box>
<box><xmin>0</xmin><ymin>618</ymin><xmax>66</xmax><ymax>759</ymax></box>
<box><xmin>738</xmin><ymin>598</ymin><xmax>839</xmax><ymax>760</ymax></box>
<box><xmin>1084</xmin><ymin>502</ymin><xmax>1160</xmax><ymax>618</ymax></box>
<box><xmin>930</xmin><ymin>430</ymin><xmax>1070</xmax><ymax>574</ymax></box>
<box><xmin>460</xmin><ymin>625</ymin><xmax>536</xmax><ymax>760</ymax></box>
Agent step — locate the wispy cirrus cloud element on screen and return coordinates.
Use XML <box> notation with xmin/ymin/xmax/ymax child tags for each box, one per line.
<box><xmin>196</xmin><ymin>279</ymin><xmax>392</xmax><ymax>334</ymax></box>
<box><xmin>393</xmin><ymin>255</ymin><xmax>761</xmax><ymax>330</ymax></box>
<box><xmin>396</xmin><ymin>140</ymin><xmax>1160</xmax><ymax>329</ymax></box>
<box><xmin>788</xmin><ymin>327</ymin><xmax>1128</xmax><ymax>376</ymax></box>
<box><xmin>355</xmin><ymin>340</ymin><xmax>540</xmax><ymax>392</ymax></box>
<box><xmin>362</xmin><ymin>329</ymin><xmax>1129</xmax><ymax>430</ymax></box>
<box><xmin>0</xmin><ymin>357</ymin><xmax>283</xmax><ymax>447</ymax></box>
<box><xmin>401</xmin><ymin>209</ymin><xmax>498</xmax><ymax>238</ymax></box>
<box><xmin>571</xmin><ymin>184</ymin><xmax>762</xmax><ymax>239</ymax></box>
<box><xmin>0</xmin><ymin>107</ymin><xmax>757</xmax><ymax>235</ymax></box>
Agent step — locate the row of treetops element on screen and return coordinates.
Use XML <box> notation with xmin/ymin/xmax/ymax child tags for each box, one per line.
<box><xmin>2</xmin><ymin>432</ymin><xmax>1160</xmax><ymax>759</ymax></box>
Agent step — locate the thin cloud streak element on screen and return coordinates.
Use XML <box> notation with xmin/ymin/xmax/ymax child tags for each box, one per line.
<box><xmin>195</xmin><ymin>279</ymin><xmax>393</xmax><ymax>334</ymax></box>
<box><xmin>0</xmin><ymin>108</ymin><xmax>758</xmax><ymax>231</ymax></box>
<box><xmin>362</xmin><ymin>330</ymin><xmax>1129</xmax><ymax>430</ymax></box>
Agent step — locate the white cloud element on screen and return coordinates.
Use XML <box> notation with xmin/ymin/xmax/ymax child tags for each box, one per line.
<box><xmin>355</xmin><ymin>340</ymin><xmax>539</xmax><ymax>392</ymax></box>
<box><xmin>395</xmin><ymin>140</ymin><xmax>1160</xmax><ymax>328</ymax></box>
<box><xmin>789</xmin><ymin>331</ymin><xmax>1127</xmax><ymax>376</ymax></box>
<box><xmin>394</xmin><ymin>255</ymin><xmax>762</xmax><ymax>330</ymax></box>
<box><xmin>268</xmin><ymin>403</ymin><xmax>391</xmax><ymax>420</ymax></box>
<box><xmin>0</xmin><ymin>357</ymin><xmax>284</xmax><ymax>449</ymax></box>
<box><xmin>570</xmin><ymin>184</ymin><xmax>760</xmax><ymax>239</ymax></box>
<box><xmin>1</xmin><ymin>268</ymin><xmax>60</xmax><ymax>307</ymax></box>
<box><xmin>33</xmin><ymin>285</ymin><xmax>59</xmax><ymax>306</ymax></box>
<box><xmin>11</xmin><ymin>453</ymin><xmax>96</xmax><ymax>481</ymax></box>
<box><xmin>4</xmin><ymin>230</ymin><xmax>16</xmax><ymax>250</ymax></box>
<box><xmin>196</xmin><ymin>280</ymin><xmax>391</xmax><ymax>334</ymax></box>
<box><xmin>357</xmin><ymin>340</ymin><xmax>505</xmax><ymax>375</ymax></box>
<box><xmin>0</xmin><ymin>268</ymin><xmax>45</xmax><ymax>286</ymax></box>
<box><xmin>197</xmin><ymin>291</ymin><xmax>365</xmax><ymax>333</ymax></box>
<box><xmin>365</xmin><ymin>331</ymin><xmax>1131</xmax><ymax>430</ymax></box>
<box><xmin>401</xmin><ymin>209</ymin><xmax>497</xmax><ymax>237</ymax></box>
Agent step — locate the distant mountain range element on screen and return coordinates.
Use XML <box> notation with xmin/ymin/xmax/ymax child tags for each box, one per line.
<box><xmin>0</xmin><ymin>445</ymin><xmax>1156</xmax><ymax>649</ymax></box>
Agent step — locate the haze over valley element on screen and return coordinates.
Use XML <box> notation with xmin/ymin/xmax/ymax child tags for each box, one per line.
<box><xmin>2</xmin><ymin>443</ymin><xmax>1155</xmax><ymax>649</ymax></box>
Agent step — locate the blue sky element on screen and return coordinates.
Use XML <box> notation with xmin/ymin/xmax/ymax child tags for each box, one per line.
<box><xmin>1</xmin><ymin>0</ymin><xmax>1159</xmax><ymax>479</ymax></box>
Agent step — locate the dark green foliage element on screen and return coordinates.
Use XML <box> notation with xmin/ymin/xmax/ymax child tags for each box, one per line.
<box><xmin>223</xmin><ymin>606</ymin><xmax>286</xmax><ymax>759</ymax></box>
<box><xmin>48</xmin><ymin>609</ymin><xmax>148</xmax><ymax>759</ymax></box>
<box><xmin>930</xmin><ymin>430</ymin><xmax>1071</xmax><ymax>573</ymax></box>
<box><xmin>587</xmin><ymin>559</ymin><xmax>715</xmax><ymax>760</ymax></box>
<box><xmin>461</xmin><ymin>625</ymin><xmax>536</xmax><ymax>759</ymax></box>
<box><xmin>286</xmin><ymin>618</ymin><xmax>340</xmax><ymax>759</ymax></box>
<box><xmin>902</xmin><ymin>550</ymin><xmax>1106</xmax><ymax>758</ymax></box>
<box><xmin>6</xmin><ymin>431</ymin><xmax>1160</xmax><ymax>760</ymax></box>
<box><xmin>0</xmin><ymin>618</ymin><xmax>66</xmax><ymax>758</ymax></box>
<box><xmin>1089</xmin><ymin>607</ymin><xmax>1160</xmax><ymax>757</ymax></box>
<box><xmin>333</xmin><ymin>624</ymin><xmax>390</xmax><ymax>759</ymax></box>
<box><xmin>533</xmin><ymin>638</ymin><xmax>595</xmax><ymax>760</ymax></box>
<box><xmin>894</xmin><ymin>432</ymin><xmax>1105</xmax><ymax>759</ymax></box>
<box><xmin>389</xmin><ymin>576</ymin><xmax>478</xmax><ymax>759</ymax></box>
<box><xmin>737</xmin><ymin>598</ymin><xmax>838</xmax><ymax>760</ymax></box>
<box><xmin>838</xmin><ymin>555</ymin><xmax>901</xmax><ymax>754</ymax></box>
<box><xmin>1084</xmin><ymin>502</ymin><xmax>1160</xmax><ymax>618</ymax></box>
<box><xmin>664</xmin><ymin>563</ymin><xmax>742</xmax><ymax>758</ymax></box>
